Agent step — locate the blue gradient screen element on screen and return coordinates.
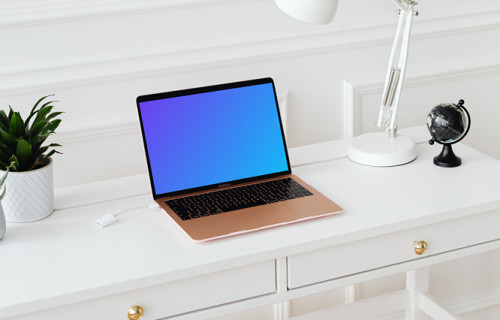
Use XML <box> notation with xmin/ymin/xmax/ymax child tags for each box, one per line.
<box><xmin>138</xmin><ymin>82</ymin><xmax>289</xmax><ymax>196</ymax></box>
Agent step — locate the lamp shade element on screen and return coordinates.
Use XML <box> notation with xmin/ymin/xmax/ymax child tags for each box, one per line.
<box><xmin>274</xmin><ymin>0</ymin><xmax>339</xmax><ymax>25</ymax></box>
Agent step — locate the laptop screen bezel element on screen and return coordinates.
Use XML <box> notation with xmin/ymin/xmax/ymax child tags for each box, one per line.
<box><xmin>136</xmin><ymin>77</ymin><xmax>292</xmax><ymax>200</ymax></box>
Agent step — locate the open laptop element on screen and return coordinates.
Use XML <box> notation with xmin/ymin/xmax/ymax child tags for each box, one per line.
<box><xmin>137</xmin><ymin>77</ymin><xmax>342</xmax><ymax>241</ymax></box>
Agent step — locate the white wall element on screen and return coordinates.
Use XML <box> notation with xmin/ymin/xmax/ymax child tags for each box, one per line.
<box><xmin>2</xmin><ymin>0</ymin><xmax>500</xmax><ymax>318</ymax></box>
<box><xmin>3</xmin><ymin>0</ymin><xmax>500</xmax><ymax>188</ymax></box>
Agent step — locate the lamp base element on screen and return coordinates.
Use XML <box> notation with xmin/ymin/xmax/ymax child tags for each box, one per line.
<box><xmin>347</xmin><ymin>132</ymin><xmax>417</xmax><ymax>166</ymax></box>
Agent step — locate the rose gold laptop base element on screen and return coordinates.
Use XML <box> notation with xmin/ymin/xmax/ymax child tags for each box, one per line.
<box><xmin>156</xmin><ymin>174</ymin><xmax>343</xmax><ymax>241</ymax></box>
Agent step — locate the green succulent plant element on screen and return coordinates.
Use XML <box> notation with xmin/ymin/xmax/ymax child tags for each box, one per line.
<box><xmin>0</xmin><ymin>95</ymin><xmax>62</xmax><ymax>172</ymax></box>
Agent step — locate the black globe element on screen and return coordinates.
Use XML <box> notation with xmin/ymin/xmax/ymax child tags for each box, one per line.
<box><xmin>427</xmin><ymin>99</ymin><xmax>470</xmax><ymax>167</ymax></box>
<box><xmin>427</xmin><ymin>102</ymin><xmax>469</xmax><ymax>144</ymax></box>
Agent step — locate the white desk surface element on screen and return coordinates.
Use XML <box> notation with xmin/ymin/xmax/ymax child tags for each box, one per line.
<box><xmin>2</xmin><ymin>127</ymin><xmax>500</xmax><ymax>317</ymax></box>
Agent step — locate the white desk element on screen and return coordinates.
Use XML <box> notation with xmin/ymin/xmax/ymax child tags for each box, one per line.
<box><xmin>2</xmin><ymin>129</ymin><xmax>500</xmax><ymax>320</ymax></box>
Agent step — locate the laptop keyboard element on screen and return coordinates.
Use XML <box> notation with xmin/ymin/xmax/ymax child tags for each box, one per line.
<box><xmin>165</xmin><ymin>178</ymin><xmax>313</xmax><ymax>221</ymax></box>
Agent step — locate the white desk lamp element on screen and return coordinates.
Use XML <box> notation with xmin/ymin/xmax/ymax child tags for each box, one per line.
<box><xmin>275</xmin><ymin>0</ymin><xmax>419</xmax><ymax>166</ymax></box>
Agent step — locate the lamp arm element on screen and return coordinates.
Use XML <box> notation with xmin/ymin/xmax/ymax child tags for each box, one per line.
<box><xmin>377</xmin><ymin>11</ymin><xmax>406</xmax><ymax>130</ymax></box>
<box><xmin>392</xmin><ymin>0</ymin><xmax>417</xmax><ymax>11</ymax></box>
<box><xmin>389</xmin><ymin>7</ymin><xmax>415</xmax><ymax>130</ymax></box>
<box><xmin>377</xmin><ymin>2</ymin><xmax>417</xmax><ymax>134</ymax></box>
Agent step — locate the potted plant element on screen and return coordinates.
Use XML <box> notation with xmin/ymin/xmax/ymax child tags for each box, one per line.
<box><xmin>0</xmin><ymin>95</ymin><xmax>62</xmax><ymax>222</ymax></box>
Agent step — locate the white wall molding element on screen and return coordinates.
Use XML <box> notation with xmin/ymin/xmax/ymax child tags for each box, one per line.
<box><xmin>0</xmin><ymin>30</ymin><xmax>376</xmax><ymax>96</ymax></box>
<box><xmin>413</xmin><ymin>7</ymin><xmax>500</xmax><ymax>39</ymax></box>
<box><xmin>2</xmin><ymin>6</ymin><xmax>500</xmax><ymax>96</ymax></box>
<box><xmin>54</xmin><ymin>116</ymin><xmax>140</xmax><ymax>144</ymax></box>
<box><xmin>0</xmin><ymin>24</ymin><xmax>393</xmax><ymax>96</ymax></box>
<box><xmin>2</xmin><ymin>0</ymin><xmax>500</xmax><ymax>31</ymax></box>
<box><xmin>344</xmin><ymin>57</ymin><xmax>500</xmax><ymax>137</ymax></box>
<box><xmin>0</xmin><ymin>0</ymin><xmax>255</xmax><ymax>28</ymax></box>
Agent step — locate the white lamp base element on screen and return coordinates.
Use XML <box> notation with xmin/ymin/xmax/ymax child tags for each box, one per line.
<box><xmin>347</xmin><ymin>132</ymin><xmax>417</xmax><ymax>166</ymax></box>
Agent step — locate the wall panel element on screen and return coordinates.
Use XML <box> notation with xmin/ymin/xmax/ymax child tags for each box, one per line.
<box><xmin>1</xmin><ymin>1</ymin><xmax>499</xmax><ymax>186</ymax></box>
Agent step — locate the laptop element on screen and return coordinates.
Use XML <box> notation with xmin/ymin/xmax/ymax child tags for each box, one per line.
<box><xmin>137</xmin><ymin>77</ymin><xmax>342</xmax><ymax>241</ymax></box>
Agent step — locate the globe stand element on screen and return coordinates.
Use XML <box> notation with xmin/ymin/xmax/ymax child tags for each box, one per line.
<box><xmin>432</xmin><ymin>143</ymin><xmax>461</xmax><ymax>167</ymax></box>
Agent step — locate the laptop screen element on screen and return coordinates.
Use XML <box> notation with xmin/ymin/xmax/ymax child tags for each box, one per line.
<box><xmin>137</xmin><ymin>78</ymin><xmax>291</xmax><ymax>198</ymax></box>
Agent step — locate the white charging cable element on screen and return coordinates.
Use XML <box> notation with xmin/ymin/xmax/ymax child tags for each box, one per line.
<box><xmin>95</xmin><ymin>203</ymin><xmax>159</xmax><ymax>228</ymax></box>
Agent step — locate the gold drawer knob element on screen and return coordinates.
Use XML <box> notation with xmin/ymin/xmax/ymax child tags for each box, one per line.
<box><xmin>128</xmin><ymin>306</ymin><xmax>144</xmax><ymax>320</ymax></box>
<box><xmin>414</xmin><ymin>241</ymin><xmax>428</xmax><ymax>255</ymax></box>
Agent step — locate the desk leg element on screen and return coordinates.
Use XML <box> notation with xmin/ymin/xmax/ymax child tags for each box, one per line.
<box><xmin>274</xmin><ymin>301</ymin><xmax>290</xmax><ymax>320</ymax></box>
<box><xmin>345</xmin><ymin>284</ymin><xmax>362</xmax><ymax>304</ymax></box>
<box><xmin>274</xmin><ymin>257</ymin><xmax>290</xmax><ymax>320</ymax></box>
<box><xmin>420</xmin><ymin>292</ymin><xmax>464</xmax><ymax>320</ymax></box>
<box><xmin>406</xmin><ymin>267</ymin><xmax>429</xmax><ymax>320</ymax></box>
<box><xmin>406</xmin><ymin>268</ymin><xmax>464</xmax><ymax>320</ymax></box>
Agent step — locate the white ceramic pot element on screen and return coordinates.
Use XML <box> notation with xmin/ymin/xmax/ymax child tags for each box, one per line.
<box><xmin>2</xmin><ymin>158</ymin><xmax>54</xmax><ymax>222</ymax></box>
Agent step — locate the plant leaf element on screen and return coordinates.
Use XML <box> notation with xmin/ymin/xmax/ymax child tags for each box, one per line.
<box><xmin>15</xmin><ymin>139</ymin><xmax>33</xmax><ymax>170</ymax></box>
<box><xmin>0</xmin><ymin>161</ymin><xmax>9</xmax><ymax>171</ymax></box>
<box><xmin>45</xmin><ymin>111</ymin><xmax>63</xmax><ymax>122</ymax></box>
<box><xmin>0</xmin><ymin>149</ymin><xmax>10</xmax><ymax>162</ymax></box>
<box><xmin>36</xmin><ymin>143</ymin><xmax>61</xmax><ymax>158</ymax></box>
<box><xmin>0</xmin><ymin>129</ymin><xmax>18</xmax><ymax>149</ymax></box>
<box><xmin>0</xmin><ymin>110</ymin><xmax>9</xmax><ymax>131</ymax></box>
<box><xmin>0</xmin><ymin>167</ymin><xmax>8</xmax><ymax>186</ymax></box>
<box><xmin>46</xmin><ymin>119</ymin><xmax>61</xmax><ymax>132</ymax></box>
<box><xmin>45</xmin><ymin>149</ymin><xmax>60</xmax><ymax>158</ymax></box>
<box><xmin>8</xmin><ymin>154</ymin><xmax>19</xmax><ymax>171</ymax></box>
<box><xmin>27</xmin><ymin>100</ymin><xmax>58</xmax><ymax>125</ymax></box>
<box><xmin>31</xmin><ymin>105</ymin><xmax>53</xmax><ymax>128</ymax></box>
<box><xmin>0</xmin><ymin>159</ymin><xmax>15</xmax><ymax>171</ymax></box>
<box><xmin>28</xmin><ymin>135</ymin><xmax>47</xmax><ymax>153</ymax></box>
<box><xmin>25</xmin><ymin>95</ymin><xmax>54</xmax><ymax>124</ymax></box>
<box><xmin>39</xmin><ymin>100</ymin><xmax>58</xmax><ymax>109</ymax></box>
<box><xmin>0</xmin><ymin>139</ymin><xmax>13</xmax><ymax>154</ymax></box>
<box><xmin>0</xmin><ymin>185</ymin><xmax>6</xmax><ymax>202</ymax></box>
<box><xmin>32</xmin><ymin>95</ymin><xmax>54</xmax><ymax>110</ymax></box>
<box><xmin>45</xmin><ymin>150</ymin><xmax>55</xmax><ymax>158</ymax></box>
<box><xmin>36</xmin><ymin>145</ymin><xmax>49</xmax><ymax>156</ymax></box>
<box><xmin>9</xmin><ymin>112</ymin><xmax>26</xmax><ymax>137</ymax></box>
<box><xmin>27</xmin><ymin>120</ymin><xmax>48</xmax><ymax>140</ymax></box>
<box><xmin>47</xmin><ymin>143</ymin><xmax>61</xmax><ymax>147</ymax></box>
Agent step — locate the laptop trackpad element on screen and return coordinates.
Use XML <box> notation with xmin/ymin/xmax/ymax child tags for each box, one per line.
<box><xmin>224</xmin><ymin>203</ymin><xmax>298</xmax><ymax>230</ymax></box>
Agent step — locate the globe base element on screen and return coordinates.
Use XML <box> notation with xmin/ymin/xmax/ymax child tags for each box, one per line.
<box><xmin>433</xmin><ymin>144</ymin><xmax>461</xmax><ymax>167</ymax></box>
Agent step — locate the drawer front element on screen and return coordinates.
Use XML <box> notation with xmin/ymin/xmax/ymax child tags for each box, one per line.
<box><xmin>288</xmin><ymin>209</ymin><xmax>500</xmax><ymax>289</ymax></box>
<box><xmin>12</xmin><ymin>260</ymin><xmax>275</xmax><ymax>320</ymax></box>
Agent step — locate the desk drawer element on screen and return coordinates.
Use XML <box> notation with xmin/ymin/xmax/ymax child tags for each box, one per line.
<box><xmin>288</xmin><ymin>209</ymin><xmax>500</xmax><ymax>289</ymax></box>
<box><xmin>12</xmin><ymin>260</ymin><xmax>275</xmax><ymax>320</ymax></box>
